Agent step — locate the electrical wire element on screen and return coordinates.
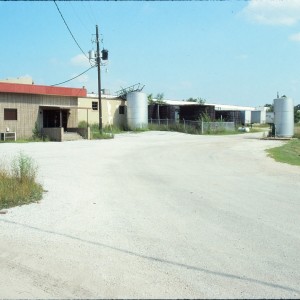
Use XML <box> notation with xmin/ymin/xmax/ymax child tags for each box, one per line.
<box><xmin>87</xmin><ymin>1</ymin><xmax>98</xmax><ymax>26</ymax></box>
<box><xmin>50</xmin><ymin>65</ymin><xmax>95</xmax><ymax>86</ymax></box>
<box><xmin>70</xmin><ymin>1</ymin><xmax>92</xmax><ymax>36</ymax></box>
<box><xmin>53</xmin><ymin>0</ymin><xmax>90</xmax><ymax>61</ymax></box>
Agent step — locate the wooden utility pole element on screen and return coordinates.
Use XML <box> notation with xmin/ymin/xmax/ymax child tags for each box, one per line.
<box><xmin>96</xmin><ymin>25</ymin><xmax>102</xmax><ymax>131</ymax></box>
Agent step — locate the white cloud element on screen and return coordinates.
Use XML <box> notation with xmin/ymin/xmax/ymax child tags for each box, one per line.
<box><xmin>241</xmin><ymin>0</ymin><xmax>300</xmax><ymax>26</ymax></box>
<box><xmin>289</xmin><ymin>32</ymin><xmax>300</xmax><ymax>41</ymax></box>
<box><xmin>70</xmin><ymin>54</ymin><xmax>91</xmax><ymax>68</ymax></box>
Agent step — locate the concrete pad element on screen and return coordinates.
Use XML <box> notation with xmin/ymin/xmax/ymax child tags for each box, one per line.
<box><xmin>0</xmin><ymin>131</ymin><xmax>299</xmax><ymax>298</ymax></box>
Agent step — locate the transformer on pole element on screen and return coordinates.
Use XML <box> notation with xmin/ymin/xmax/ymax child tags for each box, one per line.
<box><xmin>96</xmin><ymin>25</ymin><xmax>102</xmax><ymax>131</ymax></box>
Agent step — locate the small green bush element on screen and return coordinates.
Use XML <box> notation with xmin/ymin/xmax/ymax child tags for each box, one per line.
<box><xmin>88</xmin><ymin>123</ymin><xmax>126</xmax><ymax>139</ymax></box>
<box><xmin>0</xmin><ymin>153</ymin><xmax>43</xmax><ymax>209</ymax></box>
<box><xmin>91</xmin><ymin>130</ymin><xmax>114</xmax><ymax>139</ymax></box>
<box><xmin>78</xmin><ymin>121</ymin><xmax>88</xmax><ymax>128</ymax></box>
<box><xmin>32</xmin><ymin>122</ymin><xmax>49</xmax><ymax>141</ymax></box>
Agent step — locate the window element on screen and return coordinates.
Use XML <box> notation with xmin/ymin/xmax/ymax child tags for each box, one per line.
<box><xmin>119</xmin><ymin>105</ymin><xmax>125</xmax><ymax>115</ymax></box>
<box><xmin>92</xmin><ymin>101</ymin><xmax>98</xmax><ymax>110</ymax></box>
<box><xmin>4</xmin><ymin>109</ymin><xmax>17</xmax><ymax>120</ymax></box>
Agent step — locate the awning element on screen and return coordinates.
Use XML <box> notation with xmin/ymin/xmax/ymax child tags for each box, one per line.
<box><xmin>39</xmin><ymin>105</ymin><xmax>92</xmax><ymax>110</ymax></box>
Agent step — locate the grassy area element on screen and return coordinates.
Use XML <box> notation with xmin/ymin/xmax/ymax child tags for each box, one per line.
<box><xmin>149</xmin><ymin>123</ymin><xmax>244</xmax><ymax>135</ymax></box>
<box><xmin>294</xmin><ymin>123</ymin><xmax>300</xmax><ymax>139</ymax></box>
<box><xmin>0</xmin><ymin>137</ymin><xmax>49</xmax><ymax>143</ymax></box>
<box><xmin>0</xmin><ymin>153</ymin><xmax>44</xmax><ymax>210</ymax></box>
<box><xmin>79</xmin><ymin>122</ymin><xmax>125</xmax><ymax>139</ymax></box>
<box><xmin>90</xmin><ymin>124</ymin><xmax>116</xmax><ymax>139</ymax></box>
<box><xmin>249</xmin><ymin>125</ymin><xmax>270</xmax><ymax>133</ymax></box>
<box><xmin>266</xmin><ymin>139</ymin><xmax>300</xmax><ymax>166</ymax></box>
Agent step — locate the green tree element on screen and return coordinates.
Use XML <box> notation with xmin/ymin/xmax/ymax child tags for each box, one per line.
<box><xmin>148</xmin><ymin>92</ymin><xmax>165</xmax><ymax>105</ymax></box>
<box><xmin>197</xmin><ymin>97</ymin><xmax>206</xmax><ymax>104</ymax></box>
<box><xmin>295</xmin><ymin>104</ymin><xmax>300</xmax><ymax>123</ymax></box>
<box><xmin>265</xmin><ymin>104</ymin><xmax>274</xmax><ymax>112</ymax></box>
<box><xmin>186</xmin><ymin>97</ymin><xmax>206</xmax><ymax>104</ymax></box>
<box><xmin>148</xmin><ymin>93</ymin><xmax>154</xmax><ymax>105</ymax></box>
<box><xmin>155</xmin><ymin>93</ymin><xmax>165</xmax><ymax>104</ymax></box>
<box><xmin>186</xmin><ymin>97</ymin><xmax>197</xmax><ymax>102</ymax></box>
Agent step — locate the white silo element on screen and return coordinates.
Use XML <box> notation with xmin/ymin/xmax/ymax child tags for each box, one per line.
<box><xmin>274</xmin><ymin>96</ymin><xmax>294</xmax><ymax>137</ymax></box>
<box><xmin>126</xmin><ymin>91</ymin><xmax>148</xmax><ymax>130</ymax></box>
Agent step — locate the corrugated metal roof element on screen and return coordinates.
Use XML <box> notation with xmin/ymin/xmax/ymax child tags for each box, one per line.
<box><xmin>162</xmin><ymin>99</ymin><xmax>255</xmax><ymax>110</ymax></box>
<box><xmin>0</xmin><ymin>82</ymin><xmax>87</xmax><ymax>97</ymax></box>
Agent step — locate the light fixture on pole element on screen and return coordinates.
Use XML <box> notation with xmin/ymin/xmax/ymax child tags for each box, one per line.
<box><xmin>89</xmin><ymin>25</ymin><xmax>109</xmax><ymax>131</ymax></box>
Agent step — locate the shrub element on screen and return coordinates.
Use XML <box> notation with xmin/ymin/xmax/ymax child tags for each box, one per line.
<box><xmin>0</xmin><ymin>153</ymin><xmax>43</xmax><ymax>209</ymax></box>
<box><xmin>32</xmin><ymin>122</ymin><xmax>49</xmax><ymax>141</ymax></box>
<box><xmin>78</xmin><ymin>121</ymin><xmax>88</xmax><ymax>128</ymax></box>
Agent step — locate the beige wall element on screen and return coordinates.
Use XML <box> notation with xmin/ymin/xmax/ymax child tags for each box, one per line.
<box><xmin>0</xmin><ymin>93</ymin><xmax>78</xmax><ymax>139</ymax></box>
<box><xmin>0</xmin><ymin>76</ymin><xmax>33</xmax><ymax>85</ymax></box>
<box><xmin>78</xmin><ymin>97</ymin><xmax>126</xmax><ymax>128</ymax></box>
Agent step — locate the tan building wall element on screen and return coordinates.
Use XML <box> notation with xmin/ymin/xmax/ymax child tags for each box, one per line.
<box><xmin>0</xmin><ymin>76</ymin><xmax>34</xmax><ymax>85</ymax></box>
<box><xmin>78</xmin><ymin>96</ymin><xmax>126</xmax><ymax>128</ymax></box>
<box><xmin>0</xmin><ymin>93</ymin><xmax>78</xmax><ymax>139</ymax></box>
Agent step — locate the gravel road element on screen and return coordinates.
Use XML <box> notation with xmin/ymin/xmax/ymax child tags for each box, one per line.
<box><xmin>0</xmin><ymin>131</ymin><xmax>299</xmax><ymax>298</ymax></box>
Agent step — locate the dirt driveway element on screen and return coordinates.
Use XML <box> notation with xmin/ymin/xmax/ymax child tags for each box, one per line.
<box><xmin>0</xmin><ymin>131</ymin><xmax>299</xmax><ymax>298</ymax></box>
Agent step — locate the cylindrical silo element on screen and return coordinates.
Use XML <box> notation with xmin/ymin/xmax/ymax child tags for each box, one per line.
<box><xmin>274</xmin><ymin>96</ymin><xmax>294</xmax><ymax>137</ymax></box>
<box><xmin>126</xmin><ymin>92</ymin><xmax>148</xmax><ymax>130</ymax></box>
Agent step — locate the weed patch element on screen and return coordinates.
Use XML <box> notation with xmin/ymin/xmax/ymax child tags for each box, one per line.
<box><xmin>0</xmin><ymin>153</ymin><xmax>44</xmax><ymax>209</ymax></box>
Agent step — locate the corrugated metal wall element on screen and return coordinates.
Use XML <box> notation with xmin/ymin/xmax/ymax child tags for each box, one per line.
<box><xmin>215</xmin><ymin>110</ymin><xmax>241</xmax><ymax>124</ymax></box>
<box><xmin>179</xmin><ymin>105</ymin><xmax>215</xmax><ymax>121</ymax></box>
<box><xmin>148</xmin><ymin>104</ymin><xmax>178</xmax><ymax>120</ymax></box>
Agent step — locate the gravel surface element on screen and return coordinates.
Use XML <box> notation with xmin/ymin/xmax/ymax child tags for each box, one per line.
<box><xmin>0</xmin><ymin>131</ymin><xmax>299</xmax><ymax>298</ymax></box>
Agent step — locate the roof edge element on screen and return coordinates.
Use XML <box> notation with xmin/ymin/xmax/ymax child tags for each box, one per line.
<box><xmin>0</xmin><ymin>82</ymin><xmax>87</xmax><ymax>97</ymax></box>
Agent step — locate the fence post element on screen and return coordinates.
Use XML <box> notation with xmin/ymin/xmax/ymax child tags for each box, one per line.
<box><xmin>150</xmin><ymin>118</ymin><xmax>152</xmax><ymax>124</ymax></box>
<box><xmin>201</xmin><ymin>120</ymin><xmax>204</xmax><ymax>134</ymax></box>
<box><xmin>183</xmin><ymin>119</ymin><xmax>185</xmax><ymax>130</ymax></box>
<box><xmin>167</xmin><ymin>118</ymin><xmax>169</xmax><ymax>127</ymax></box>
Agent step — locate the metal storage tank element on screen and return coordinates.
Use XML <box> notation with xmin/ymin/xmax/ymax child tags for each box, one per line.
<box><xmin>127</xmin><ymin>92</ymin><xmax>148</xmax><ymax>130</ymax></box>
<box><xmin>274</xmin><ymin>96</ymin><xmax>294</xmax><ymax>137</ymax></box>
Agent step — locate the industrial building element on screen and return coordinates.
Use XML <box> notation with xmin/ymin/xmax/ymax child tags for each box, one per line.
<box><xmin>0</xmin><ymin>79</ymin><xmax>127</xmax><ymax>141</ymax></box>
<box><xmin>151</xmin><ymin>99</ymin><xmax>272</xmax><ymax>126</ymax></box>
<box><xmin>2</xmin><ymin>76</ymin><xmax>290</xmax><ymax>141</ymax></box>
<box><xmin>78</xmin><ymin>93</ymin><xmax>126</xmax><ymax>129</ymax></box>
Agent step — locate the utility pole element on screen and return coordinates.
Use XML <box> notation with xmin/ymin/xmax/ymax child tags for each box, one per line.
<box><xmin>96</xmin><ymin>25</ymin><xmax>102</xmax><ymax>131</ymax></box>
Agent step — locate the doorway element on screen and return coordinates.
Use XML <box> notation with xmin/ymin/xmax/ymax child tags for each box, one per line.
<box><xmin>43</xmin><ymin>109</ymin><xmax>69</xmax><ymax>131</ymax></box>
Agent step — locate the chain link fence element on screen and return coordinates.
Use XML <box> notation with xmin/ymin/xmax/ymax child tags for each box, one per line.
<box><xmin>148</xmin><ymin>119</ymin><xmax>235</xmax><ymax>134</ymax></box>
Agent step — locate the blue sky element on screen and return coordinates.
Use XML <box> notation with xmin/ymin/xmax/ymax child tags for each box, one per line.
<box><xmin>1</xmin><ymin>1</ymin><xmax>300</xmax><ymax>107</ymax></box>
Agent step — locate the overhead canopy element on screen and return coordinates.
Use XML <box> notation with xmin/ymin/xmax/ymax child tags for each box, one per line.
<box><xmin>39</xmin><ymin>105</ymin><xmax>92</xmax><ymax>110</ymax></box>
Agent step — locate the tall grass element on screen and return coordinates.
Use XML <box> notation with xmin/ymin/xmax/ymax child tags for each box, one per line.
<box><xmin>0</xmin><ymin>153</ymin><xmax>43</xmax><ymax>209</ymax></box>
<box><xmin>294</xmin><ymin>123</ymin><xmax>300</xmax><ymax>139</ymax></box>
<box><xmin>78</xmin><ymin>122</ymin><xmax>126</xmax><ymax>139</ymax></box>
<box><xmin>148</xmin><ymin>122</ymin><xmax>238</xmax><ymax>135</ymax></box>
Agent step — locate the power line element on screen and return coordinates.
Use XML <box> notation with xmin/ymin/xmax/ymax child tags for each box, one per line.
<box><xmin>69</xmin><ymin>1</ymin><xmax>92</xmax><ymax>36</ymax></box>
<box><xmin>86</xmin><ymin>1</ymin><xmax>98</xmax><ymax>26</ymax></box>
<box><xmin>53</xmin><ymin>0</ymin><xmax>89</xmax><ymax>61</ymax></box>
<box><xmin>50</xmin><ymin>65</ymin><xmax>95</xmax><ymax>87</ymax></box>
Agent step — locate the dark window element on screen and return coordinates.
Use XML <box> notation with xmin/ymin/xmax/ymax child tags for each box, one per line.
<box><xmin>119</xmin><ymin>105</ymin><xmax>125</xmax><ymax>115</ymax></box>
<box><xmin>4</xmin><ymin>109</ymin><xmax>17</xmax><ymax>120</ymax></box>
<box><xmin>92</xmin><ymin>101</ymin><xmax>98</xmax><ymax>110</ymax></box>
